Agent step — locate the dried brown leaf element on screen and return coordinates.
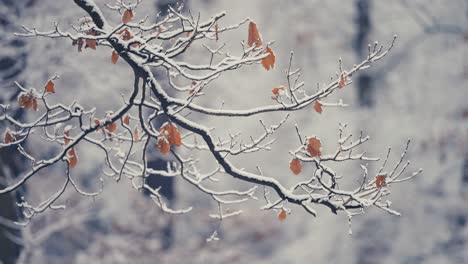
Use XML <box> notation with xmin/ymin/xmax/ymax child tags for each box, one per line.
<box><xmin>67</xmin><ymin>148</ymin><xmax>78</xmax><ymax>168</ymax></box>
<box><xmin>313</xmin><ymin>101</ymin><xmax>323</xmax><ymax>114</ymax></box>
<box><xmin>45</xmin><ymin>80</ymin><xmax>55</xmax><ymax>94</ymax></box>
<box><xmin>4</xmin><ymin>129</ymin><xmax>15</xmax><ymax>144</ymax></box>
<box><xmin>111</xmin><ymin>50</ymin><xmax>119</xmax><ymax>64</ymax></box>
<box><xmin>122</xmin><ymin>9</ymin><xmax>134</xmax><ymax>24</ymax></box>
<box><xmin>247</xmin><ymin>22</ymin><xmax>262</xmax><ymax>48</ymax></box>
<box><xmin>307</xmin><ymin>137</ymin><xmax>322</xmax><ymax>158</ymax></box>
<box><xmin>289</xmin><ymin>158</ymin><xmax>302</xmax><ymax>175</ymax></box>
<box><xmin>376</xmin><ymin>175</ymin><xmax>386</xmax><ymax>188</ymax></box>
<box><xmin>278</xmin><ymin>209</ymin><xmax>287</xmax><ymax>222</ymax></box>
<box><xmin>261</xmin><ymin>47</ymin><xmax>275</xmax><ymax>71</ymax></box>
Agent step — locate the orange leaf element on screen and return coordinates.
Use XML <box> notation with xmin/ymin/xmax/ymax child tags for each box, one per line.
<box><xmin>157</xmin><ymin>138</ymin><xmax>171</xmax><ymax>155</ymax></box>
<box><xmin>106</xmin><ymin>122</ymin><xmax>118</xmax><ymax>133</ymax></box>
<box><xmin>261</xmin><ymin>47</ymin><xmax>275</xmax><ymax>71</ymax></box>
<box><xmin>111</xmin><ymin>50</ymin><xmax>119</xmax><ymax>64</ymax></box>
<box><xmin>122</xmin><ymin>9</ymin><xmax>134</xmax><ymax>24</ymax></box>
<box><xmin>18</xmin><ymin>94</ymin><xmax>28</xmax><ymax>109</ymax></box>
<box><xmin>289</xmin><ymin>158</ymin><xmax>302</xmax><ymax>175</ymax></box>
<box><xmin>338</xmin><ymin>72</ymin><xmax>346</xmax><ymax>89</ymax></box>
<box><xmin>375</xmin><ymin>175</ymin><xmax>386</xmax><ymax>188</ymax></box>
<box><xmin>272</xmin><ymin>86</ymin><xmax>285</xmax><ymax>96</ymax></box>
<box><xmin>313</xmin><ymin>101</ymin><xmax>323</xmax><ymax>114</ymax></box>
<box><xmin>85</xmin><ymin>39</ymin><xmax>97</xmax><ymax>50</ymax></box>
<box><xmin>133</xmin><ymin>126</ymin><xmax>139</xmax><ymax>143</ymax></box>
<box><xmin>67</xmin><ymin>148</ymin><xmax>78</xmax><ymax>168</ymax></box>
<box><xmin>118</xmin><ymin>29</ymin><xmax>133</xmax><ymax>41</ymax></box>
<box><xmin>4</xmin><ymin>129</ymin><xmax>15</xmax><ymax>144</ymax></box>
<box><xmin>160</xmin><ymin>123</ymin><xmax>182</xmax><ymax>147</ymax></box>
<box><xmin>18</xmin><ymin>93</ymin><xmax>37</xmax><ymax>111</ymax></box>
<box><xmin>307</xmin><ymin>137</ymin><xmax>322</xmax><ymax>158</ymax></box>
<box><xmin>247</xmin><ymin>22</ymin><xmax>262</xmax><ymax>48</ymax></box>
<box><xmin>123</xmin><ymin>115</ymin><xmax>130</xmax><ymax>126</ymax></box>
<box><xmin>45</xmin><ymin>80</ymin><xmax>55</xmax><ymax>93</ymax></box>
<box><xmin>278</xmin><ymin>209</ymin><xmax>287</xmax><ymax>222</ymax></box>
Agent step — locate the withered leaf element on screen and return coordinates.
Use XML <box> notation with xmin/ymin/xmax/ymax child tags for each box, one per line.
<box><xmin>289</xmin><ymin>158</ymin><xmax>302</xmax><ymax>175</ymax></box>
<box><xmin>111</xmin><ymin>50</ymin><xmax>119</xmax><ymax>64</ymax></box>
<box><xmin>123</xmin><ymin>115</ymin><xmax>130</xmax><ymax>126</ymax></box>
<box><xmin>261</xmin><ymin>47</ymin><xmax>275</xmax><ymax>71</ymax></box>
<box><xmin>133</xmin><ymin>126</ymin><xmax>139</xmax><ymax>143</ymax></box>
<box><xmin>4</xmin><ymin>129</ymin><xmax>15</xmax><ymax>144</ymax></box>
<box><xmin>313</xmin><ymin>101</ymin><xmax>323</xmax><ymax>114</ymax></box>
<box><xmin>272</xmin><ymin>86</ymin><xmax>285</xmax><ymax>96</ymax></box>
<box><xmin>247</xmin><ymin>22</ymin><xmax>262</xmax><ymax>48</ymax></box>
<box><xmin>122</xmin><ymin>9</ymin><xmax>135</xmax><ymax>24</ymax></box>
<box><xmin>45</xmin><ymin>80</ymin><xmax>55</xmax><ymax>94</ymax></box>
<box><xmin>160</xmin><ymin>123</ymin><xmax>182</xmax><ymax>147</ymax></box>
<box><xmin>278</xmin><ymin>209</ymin><xmax>287</xmax><ymax>222</ymax></box>
<box><xmin>67</xmin><ymin>148</ymin><xmax>78</xmax><ymax>168</ymax></box>
<box><xmin>338</xmin><ymin>73</ymin><xmax>346</xmax><ymax>89</ymax></box>
<box><xmin>307</xmin><ymin>137</ymin><xmax>322</xmax><ymax>158</ymax></box>
<box><xmin>376</xmin><ymin>175</ymin><xmax>386</xmax><ymax>188</ymax></box>
<box><xmin>157</xmin><ymin>137</ymin><xmax>171</xmax><ymax>155</ymax></box>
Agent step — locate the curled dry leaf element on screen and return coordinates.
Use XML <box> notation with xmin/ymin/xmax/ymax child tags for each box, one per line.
<box><xmin>4</xmin><ymin>129</ymin><xmax>15</xmax><ymax>144</ymax></box>
<box><xmin>123</xmin><ymin>115</ymin><xmax>130</xmax><ymax>126</ymax></box>
<box><xmin>67</xmin><ymin>148</ymin><xmax>78</xmax><ymax>168</ymax></box>
<box><xmin>118</xmin><ymin>29</ymin><xmax>133</xmax><ymax>41</ymax></box>
<box><xmin>85</xmin><ymin>39</ymin><xmax>97</xmax><ymax>50</ymax></box>
<box><xmin>111</xmin><ymin>50</ymin><xmax>119</xmax><ymax>64</ymax></box>
<box><xmin>105</xmin><ymin>122</ymin><xmax>118</xmax><ymax>133</ymax></box>
<box><xmin>84</xmin><ymin>30</ymin><xmax>97</xmax><ymax>50</ymax></box>
<box><xmin>64</xmin><ymin>131</ymin><xmax>71</xmax><ymax>145</ymax></box>
<box><xmin>157</xmin><ymin>137</ymin><xmax>171</xmax><ymax>155</ymax></box>
<box><xmin>160</xmin><ymin>123</ymin><xmax>182</xmax><ymax>147</ymax></box>
<box><xmin>278</xmin><ymin>209</ymin><xmax>287</xmax><ymax>222</ymax></box>
<box><xmin>18</xmin><ymin>93</ymin><xmax>38</xmax><ymax>111</ymax></box>
<box><xmin>261</xmin><ymin>47</ymin><xmax>276</xmax><ymax>71</ymax></box>
<box><xmin>307</xmin><ymin>137</ymin><xmax>322</xmax><ymax>158</ymax></box>
<box><xmin>122</xmin><ymin>9</ymin><xmax>134</xmax><ymax>24</ymax></box>
<box><xmin>338</xmin><ymin>72</ymin><xmax>346</xmax><ymax>89</ymax></box>
<box><xmin>247</xmin><ymin>21</ymin><xmax>262</xmax><ymax>48</ymax></box>
<box><xmin>133</xmin><ymin>126</ymin><xmax>139</xmax><ymax>143</ymax></box>
<box><xmin>272</xmin><ymin>86</ymin><xmax>285</xmax><ymax>97</ymax></box>
<box><xmin>375</xmin><ymin>175</ymin><xmax>386</xmax><ymax>188</ymax></box>
<box><xmin>45</xmin><ymin>80</ymin><xmax>55</xmax><ymax>93</ymax></box>
<box><xmin>289</xmin><ymin>158</ymin><xmax>302</xmax><ymax>175</ymax></box>
<box><xmin>214</xmin><ymin>22</ymin><xmax>219</xmax><ymax>41</ymax></box>
<box><xmin>313</xmin><ymin>101</ymin><xmax>323</xmax><ymax>114</ymax></box>
<box><xmin>72</xmin><ymin>38</ymin><xmax>85</xmax><ymax>52</ymax></box>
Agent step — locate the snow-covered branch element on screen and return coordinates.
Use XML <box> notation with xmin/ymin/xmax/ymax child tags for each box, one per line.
<box><xmin>0</xmin><ymin>0</ymin><xmax>421</xmax><ymax>231</ymax></box>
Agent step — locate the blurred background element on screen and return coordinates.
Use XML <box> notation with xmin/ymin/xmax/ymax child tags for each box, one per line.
<box><xmin>0</xmin><ymin>0</ymin><xmax>467</xmax><ymax>263</ymax></box>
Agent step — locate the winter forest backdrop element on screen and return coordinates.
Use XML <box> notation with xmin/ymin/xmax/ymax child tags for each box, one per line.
<box><xmin>0</xmin><ymin>0</ymin><xmax>467</xmax><ymax>263</ymax></box>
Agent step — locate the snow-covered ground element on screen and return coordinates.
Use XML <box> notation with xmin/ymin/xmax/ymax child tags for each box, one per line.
<box><xmin>3</xmin><ymin>0</ymin><xmax>467</xmax><ymax>263</ymax></box>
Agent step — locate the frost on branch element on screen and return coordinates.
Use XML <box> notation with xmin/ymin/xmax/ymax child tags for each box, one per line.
<box><xmin>0</xmin><ymin>0</ymin><xmax>421</xmax><ymax>234</ymax></box>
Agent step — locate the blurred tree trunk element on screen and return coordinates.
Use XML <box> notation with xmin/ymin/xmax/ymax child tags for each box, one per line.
<box><xmin>0</xmin><ymin>1</ymin><xmax>33</xmax><ymax>263</ymax></box>
<box><xmin>143</xmin><ymin>0</ymin><xmax>190</xmax><ymax>251</ymax></box>
<box><xmin>354</xmin><ymin>0</ymin><xmax>374</xmax><ymax>108</ymax></box>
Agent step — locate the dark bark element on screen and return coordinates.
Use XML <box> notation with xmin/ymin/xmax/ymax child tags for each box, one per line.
<box><xmin>0</xmin><ymin>1</ymin><xmax>31</xmax><ymax>262</ymax></box>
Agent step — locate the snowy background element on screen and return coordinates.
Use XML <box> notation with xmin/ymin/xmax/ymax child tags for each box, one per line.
<box><xmin>0</xmin><ymin>0</ymin><xmax>467</xmax><ymax>263</ymax></box>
